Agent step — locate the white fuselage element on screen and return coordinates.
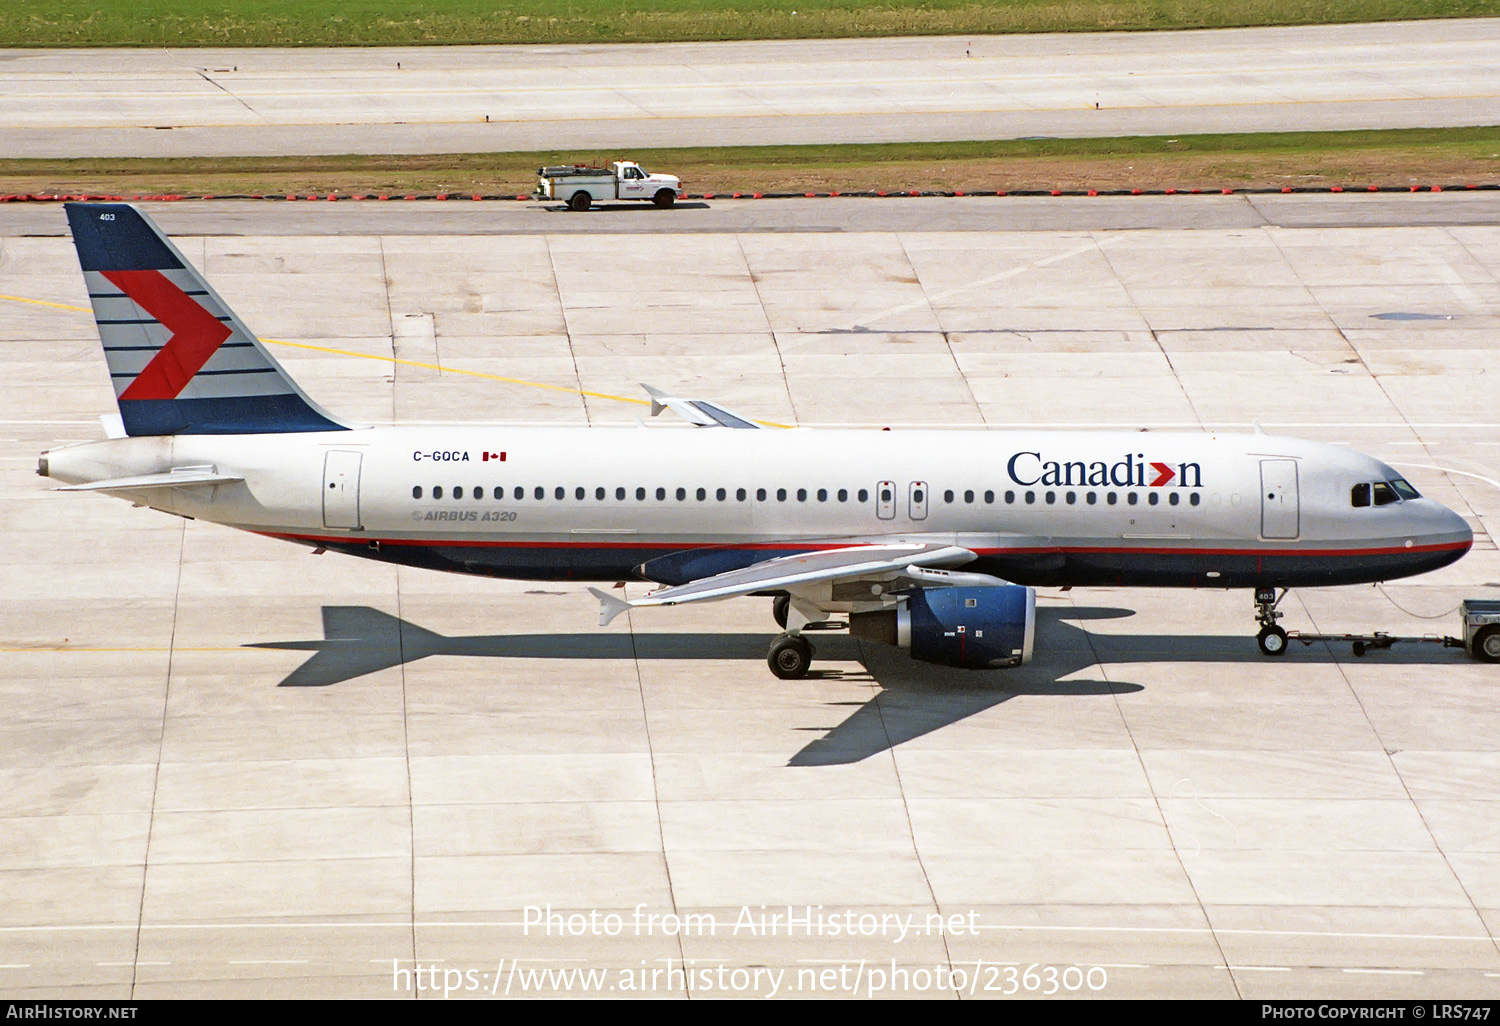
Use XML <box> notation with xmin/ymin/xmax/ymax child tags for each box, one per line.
<box><xmin>42</xmin><ymin>425</ymin><xmax>1473</xmax><ymax>590</ymax></box>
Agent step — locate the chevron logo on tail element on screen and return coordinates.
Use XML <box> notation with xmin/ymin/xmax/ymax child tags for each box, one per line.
<box><xmin>103</xmin><ymin>270</ymin><xmax>234</xmax><ymax>400</ymax></box>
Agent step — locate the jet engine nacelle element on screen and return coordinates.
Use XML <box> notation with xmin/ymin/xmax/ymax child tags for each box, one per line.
<box><xmin>849</xmin><ymin>585</ymin><xmax>1036</xmax><ymax>669</ymax></box>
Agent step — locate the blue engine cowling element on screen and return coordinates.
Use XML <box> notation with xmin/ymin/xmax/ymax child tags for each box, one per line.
<box><xmin>851</xmin><ymin>585</ymin><xmax>1036</xmax><ymax>669</ymax></box>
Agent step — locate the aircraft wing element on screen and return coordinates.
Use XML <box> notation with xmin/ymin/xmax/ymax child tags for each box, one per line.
<box><xmin>590</xmin><ymin>542</ymin><xmax>990</xmax><ymax>625</ymax></box>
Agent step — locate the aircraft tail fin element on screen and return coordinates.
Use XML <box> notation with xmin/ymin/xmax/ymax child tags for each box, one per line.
<box><xmin>64</xmin><ymin>202</ymin><xmax>345</xmax><ymax>436</ymax></box>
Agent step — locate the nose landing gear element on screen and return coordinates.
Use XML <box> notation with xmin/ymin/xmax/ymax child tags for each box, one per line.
<box><xmin>1254</xmin><ymin>586</ymin><xmax>1289</xmax><ymax>656</ymax></box>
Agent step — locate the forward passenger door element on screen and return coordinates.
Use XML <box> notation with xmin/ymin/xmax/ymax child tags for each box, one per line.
<box><xmin>1260</xmin><ymin>459</ymin><xmax>1299</xmax><ymax>539</ymax></box>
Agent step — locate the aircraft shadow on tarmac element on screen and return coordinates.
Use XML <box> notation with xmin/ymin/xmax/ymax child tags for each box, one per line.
<box><xmin>247</xmin><ymin>604</ymin><xmax>1467</xmax><ymax>765</ymax></box>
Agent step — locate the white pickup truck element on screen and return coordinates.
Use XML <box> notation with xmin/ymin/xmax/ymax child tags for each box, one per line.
<box><xmin>534</xmin><ymin>161</ymin><xmax>682</xmax><ymax>210</ymax></box>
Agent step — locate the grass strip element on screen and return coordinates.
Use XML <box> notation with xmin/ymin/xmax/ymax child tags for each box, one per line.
<box><xmin>2</xmin><ymin>128</ymin><xmax>1498</xmax><ymax>197</ymax></box>
<box><xmin>4</xmin><ymin>1</ymin><xmax>1500</xmax><ymax>47</ymax></box>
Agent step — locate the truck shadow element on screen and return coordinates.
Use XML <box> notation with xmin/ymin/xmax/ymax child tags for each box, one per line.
<box><xmin>246</xmin><ymin>604</ymin><xmax>1472</xmax><ymax>764</ymax></box>
<box><xmin>542</xmin><ymin>202</ymin><xmax>712</xmax><ymax>213</ymax></box>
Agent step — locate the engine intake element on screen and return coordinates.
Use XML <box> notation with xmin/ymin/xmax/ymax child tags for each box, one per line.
<box><xmin>850</xmin><ymin>585</ymin><xmax>1036</xmax><ymax>669</ymax></box>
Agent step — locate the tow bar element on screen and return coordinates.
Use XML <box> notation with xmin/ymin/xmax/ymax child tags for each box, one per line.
<box><xmin>1257</xmin><ymin>594</ymin><xmax>1500</xmax><ymax>661</ymax></box>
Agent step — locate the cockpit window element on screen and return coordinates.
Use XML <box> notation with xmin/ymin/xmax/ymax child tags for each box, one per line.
<box><xmin>1389</xmin><ymin>478</ymin><xmax>1420</xmax><ymax>500</ymax></box>
<box><xmin>1351</xmin><ymin>483</ymin><xmax>1370</xmax><ymax>508</ymax></box>
<box><xmin>1372</xmin><ymin>481</ymin><xmax>1398</xmax><ymax>506</ymax></box>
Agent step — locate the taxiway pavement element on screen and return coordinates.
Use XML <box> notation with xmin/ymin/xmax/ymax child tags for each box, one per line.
<box><xmin>2</xmin><ymin>197</ymin><xmax>1500</xmax><ymax>998</ymax></box>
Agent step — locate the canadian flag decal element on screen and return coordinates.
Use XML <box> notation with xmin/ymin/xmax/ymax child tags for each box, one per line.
<box><xmin>482</xmin><ymin>451</ymin><xmax>506</xmax><ymax>462</ymax></box>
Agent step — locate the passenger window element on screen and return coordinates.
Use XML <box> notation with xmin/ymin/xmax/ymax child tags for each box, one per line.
<box><xmin>964</xmin><ymin>490</ymin><xmax>974</xmax><ymax>503</ymax></box>
<box><xmin>533</xmin><ymin>486</ymin><xmax>544</xmax><ymax>500</ymax></box>
<box><xmin>635</xmin><ymin>487</ymin><xmax>645</xmax><ymax>500</ymax></box>
<box><xmin>412</xmin><ymin>486</ymin><xmax>422</xmax><ymax>499</ymax></box>
<box><xmin>1065</xmin><ymin>491</ymin><xmax>1076</xmax><ymax>504</ymax></box>
<box><xmin>595</xmin><ymin>487</ymin><xmax>605</xmax><ymax>500</ymax></box>
<box><xmin>1372</xmin><ymin>482</ymin><xmax>1398</xmax><ymax>506</ymax></box>
<box><xmin>1190</xmin><ymin>493</ymin><xmax>1201</xmax><ymax>506</ymax></box>
<box><xmin>838</xmin><ymin>489</ymin><xmax>847</xmax><ymax>502</ymax></box>
<box><xmin>797</xmin><ymin>488</ymin><xmax>807</xmax><ymax>502</ymax></box>
<box><xmin>777</xmin><ymin>488</ymin><xmax>787</xmax><ymax>501</ymax></box>
<box><xmin>434</xmin><ymin>486</ymin><xmax>443</xmax><ymax>499</ymax></box>
<box><xmin>454</xmin><ymin>486</ymin><xmax>463</xmax><ymax>499</ymax></box>
<box><xmin>858</xmin><ymin>489</ymin><xmax>868</xmax><ymax>503</ymax></box>
<box><xmin>1127</xmin><ymin>492</ymin><xmax>1138</xmax><ymax>505</ymax></box>
<box><xmin>736</xmin><ymin>488</ymin><xmax>746</xmax><ymax>501</ymax></box>
<box><xmin>514</xmin><ymin>486</ymin><xmax>523</xmax><ymax>500</ymax></box>
<box><xmin>616</xmin><ymin>487</ymin><xmax>626</xmax><ymax>500</ymax></box>
<box><xmin>716</xmin><ymin>488</ymin><xmax>726</xmax><ymax>501</ymax></box>
<box><xmin>1351</xmin><ymin>483</ymin><xmax>1370</xmax><ymax>508</ymax></box>
<box><xmin>817</xmin><ymin>488</ymin><xmax>827</xmax><ymax>502</ymax></box>
<box><xmin>1024</xmin><ymin>491</ymin><xmax>1035</xmax><ymax>504</ymax></box>
<box><xmin>475</xmin><ymin>487</ymin><xmax>484</xmax><ymax>501</ymax></box>
<box><xmin>1086</xmin><ymin>492</ymin><xmax>1096</xmax><ymax>505</ymax></box>
<box><xmin>656</xmin><ymin>487</ymin><xmax>666</xmax><ymax>501</ymax></box>
<box><xmin>1106</xmin><ymin>493</ymin><xmax>1117</xmax><ymax>505</ymax></box>
<box><xmin>944</xmin><ymin>490</ymin><xmax>954</xmax><ymax>503</ymax></box>
<box><xmin>1005</xmin><ymin>490</ymin><xmax>1015</xmax><ymax>504</ymax></box>
<box><xmin>983</xmin><ymin>490</ymin><xmax>993</xmax><ymax>504</ymax></box>
<box><xmin>555</xmin><ymin>487</ymin><xmax>564</xmax><ymax>500</ymax></box>
<box><xmin>1169</xmin><ymin>492</ymin><xmax>1180</xmax><ymax>506</ymax></box>
<box><xmin>1148</xmin><ymin>492</ymin><xmax>1158</xmax><ymax>505</ymax></box>
<box><xmin>758</xmin><ymin>488</ymin><xmax>767</xmax><ymax>501</ymax></box>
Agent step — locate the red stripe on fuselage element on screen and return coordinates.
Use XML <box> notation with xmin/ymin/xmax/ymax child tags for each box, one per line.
<box><xmin>105</xmin><ymin>270</ymin><xmax>233</xmax><ymax>401</ymax></box>
<box><xmin>255</xmin><ymin>532</ymin><xmax>1471</xmax><ymax>559</ymax></box>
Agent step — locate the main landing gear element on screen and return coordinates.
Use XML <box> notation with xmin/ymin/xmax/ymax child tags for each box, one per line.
<box><xmin>1254</xmin><ymin>586</ymin><xmax>1289</xmax><ymax>656</ymax></box>
<box><xmin>767</xmin><ymin>594</ymin><xmax>844</xmax><ymax>679</ymax></box>
<box><xmin>768</xmin><ymin>634</ymin><xmax>814</xmax><ymax>679</ymax></box>
<box><xmin>769</xmin><ymin>595</ymin><xmax>811</xmax><ymax>678</ymax></box>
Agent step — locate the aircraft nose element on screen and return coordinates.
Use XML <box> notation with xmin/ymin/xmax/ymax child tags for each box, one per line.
<box><xmin>1442</xmin><ymin>503</ymin><xmax>1474</xmax><ymax>547</ymax></box>
<box><xmin>1419</xmin><ymin>499</ymin><xmax>1473</xmax><ymax>550</ymax></box>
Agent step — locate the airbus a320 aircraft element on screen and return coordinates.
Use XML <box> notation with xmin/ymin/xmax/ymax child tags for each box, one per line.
<box><xmin>39</xmin><ymin>203</ymin><xmax>1475</xmax><ymax>679</ymax></box>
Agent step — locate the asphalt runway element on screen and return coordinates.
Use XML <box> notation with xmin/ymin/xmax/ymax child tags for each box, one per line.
<box><xmin>2</xmin><ymin>18</ymin><xmax>1498</xmax><ymax>157</ymax></box>
<box><xmin>3</xmin><ymin>194</ymin><xmax>1500</xmax><ymax>998</ymax></box>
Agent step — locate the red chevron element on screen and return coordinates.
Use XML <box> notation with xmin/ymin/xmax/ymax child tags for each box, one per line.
<box><xmin>1149</xmin><ymin>461</ymin><xmax>1176</xmax><ymax>487</ymax></box>
<box><xmin>106</xmin><ymin>270</ymin><xmax>232</xmax><ymax>401</ymax></box>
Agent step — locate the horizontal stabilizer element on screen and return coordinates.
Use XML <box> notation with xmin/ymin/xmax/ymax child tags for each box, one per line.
<box><xmin>641</xmin><ymin>383</ymin><xmax>760</xmax><ymax>429</ymax></box>
<box><xmin>57</xmin><ymin>467</ymin><xmax>243</xmax><ymax>492</ymax></box>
